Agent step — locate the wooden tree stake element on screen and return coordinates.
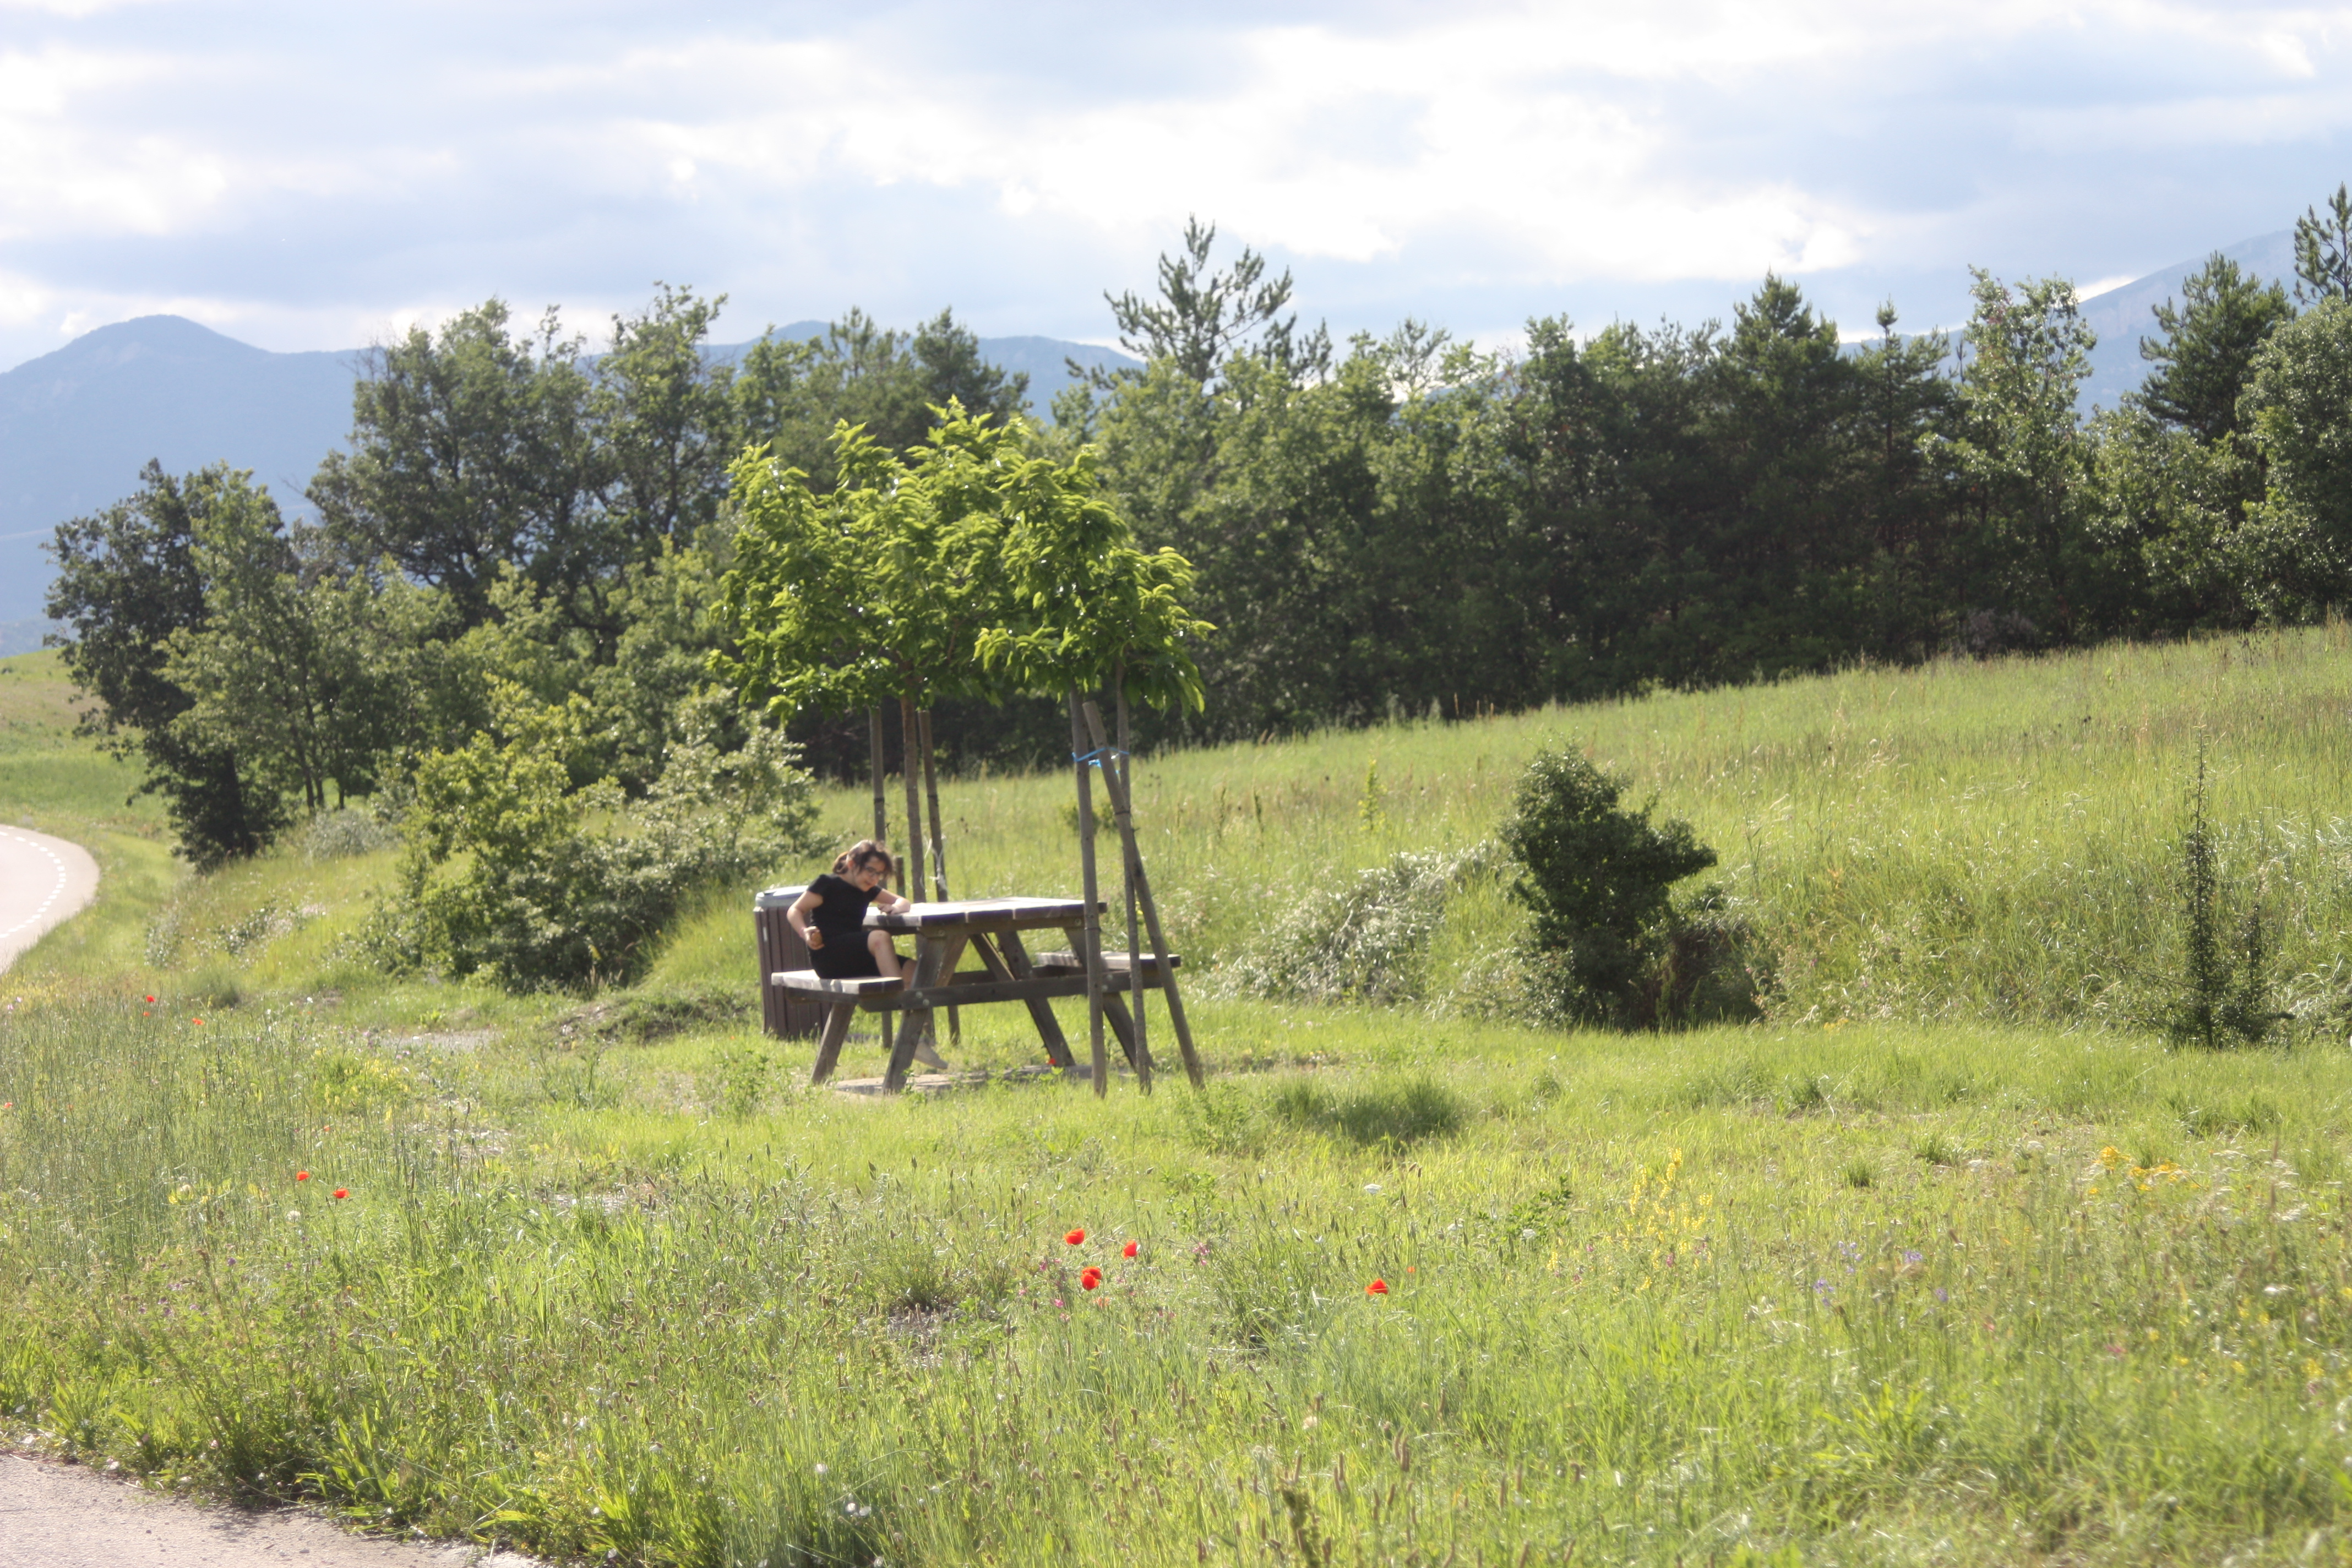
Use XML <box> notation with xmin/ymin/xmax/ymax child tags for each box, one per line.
<box><xmin>1082</xmin><ymin>699</ymin><xmax>1202</xmax><ymax>1088</ymax></box>
<box><xmin>1114</xmin><ymin>682</ymin><xmax>1149</xmax><ymax>1091</ymax></box>
<box><xmin>1068</xmin><ymin>687</ymin><xmax>1108</xmax><ymax>1095</ymax></box>
<box><xmin>917</xmin><ymin>707</ymin><xmax>959</xmax><ymax>1049</ymax></box>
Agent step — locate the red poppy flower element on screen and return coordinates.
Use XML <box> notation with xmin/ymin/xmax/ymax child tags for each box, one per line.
<box><xmin>295</xmin><ymin>1171</ymin><xmax>310</xmax><ymax>1182</ymax></box>
<box><xmin>1122</xmin><ymin>1240</ymin><xmax>1139</xmax><ymax>1259</ymax></box>
<box><xmin>1079</xmin><ymin>1267</ymin><xmax>1103</xmax><ymax>1291</ymax></box>
<box><xmin>332</xmin><ymin>1189</ymin><xmax>349</xmax><ymax>1200</ymax></box>
<box><xmin>144</xmin><ymin>995</ymin><xmax>155</xmax><ymax>1004</ymax></box>
<box><xmin>1064</xmin><ymin>1228</ymin><xmax>1086</xmax><ymax>1246</ymax></box>
<box><xmin>1365</xmin><ymin>1278</ymin><xmax>1389</xmax><ymax>1296</ymax></box>
<box><xmin>192</xmin><ymin>1018</ymin><xmax>204</xmax><ymax>1026</ymax></box>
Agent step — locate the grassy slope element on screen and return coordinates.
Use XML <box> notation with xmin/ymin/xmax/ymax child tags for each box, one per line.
<box><xmin>7</xmin><ymin>631</ymin><xmax>2352</xmax><ymax>1562</ymax></box>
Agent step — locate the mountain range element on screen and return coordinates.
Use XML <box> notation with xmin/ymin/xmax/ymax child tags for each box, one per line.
<box><xmin>0</xmin><ymin>318</ymin><xmax>1138</xmax><ymax>640</ymax></box>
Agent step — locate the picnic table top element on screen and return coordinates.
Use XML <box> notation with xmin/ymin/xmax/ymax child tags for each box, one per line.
<box><xmin>865</xmin><ymin>896</ymin><xmax>1103</xmax><ymax>931</ymax></box>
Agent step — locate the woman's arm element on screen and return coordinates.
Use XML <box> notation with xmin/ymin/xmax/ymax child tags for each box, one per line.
<box><xmin>788</xmin><ymin>886</ymin><xmax>824</xmax><ymax>948</ymax></box>
<box><xmin>872</xmin><ymin>888</ymin><xmax>911</xmax><ymax>913</ymax></box>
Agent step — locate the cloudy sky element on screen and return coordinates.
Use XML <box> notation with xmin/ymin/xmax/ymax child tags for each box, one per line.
<box><xmin>3</xmin><ymin>0</ymin><xmax>2351</xmax><ymax>371</ymax></box>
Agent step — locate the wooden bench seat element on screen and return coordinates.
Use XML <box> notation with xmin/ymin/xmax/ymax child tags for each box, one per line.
<box><xmin>1027</xmin><ymin>950</ymin><xmax>1183</xmax><ymax>976</ymax></box>
<box><xmin>772</xmin><ymin>970</ymin><xmax>905</xmax><ymax>1000</ymax></box>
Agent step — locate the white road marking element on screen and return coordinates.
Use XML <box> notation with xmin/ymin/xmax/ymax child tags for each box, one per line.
<box><xmin>0</xmin><ymin>826</ymin><xmax>100</xmax><ymax>973</ymax></box>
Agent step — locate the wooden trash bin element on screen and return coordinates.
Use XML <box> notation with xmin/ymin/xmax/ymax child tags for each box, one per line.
<box><xmin>753</xmin><ymin>885</ymin><xmax>826</xmax><ymax>1039</ymax></box>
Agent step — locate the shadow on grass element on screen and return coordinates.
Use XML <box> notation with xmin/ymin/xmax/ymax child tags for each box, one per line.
<box><xmin>1270</xmin><ymin>1073</ymin><xmax>1464</xmax><ymax>1148</ymax></box>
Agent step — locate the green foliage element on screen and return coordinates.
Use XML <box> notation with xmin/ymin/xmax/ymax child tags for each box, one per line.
<box><xmin>372</xmin><ymin>684</ymin><xmax>819</xmax><ymax>989</ymax></box>
<box><xmin>2165</xmin><ymin>749</ymin><xmax>2284</xmax><ymax>1050</ymax></box>
<box><xmin>721</xmin><ymin>405</ymin><xmax>1209</xmax><ymax>722</ymax></box>
<box><xmin>42</xmin><ymin>462</ymin><xmax>288</xmax><ymax>866</ymax></box>
<box><xmin>1216</xmin><ymin>846</ymin><xmax>1495</xmax><ymax>1007</ymax></box>
<box><xmin>734</xmin><ymin>307</ymin><xmax>1030</xmax><ymax>489</ymax></box>
<box><xmin>1934</xmin><ymin>270</ymin><xmax>2114</xmax><ymax>644</ymax></box>
<box><xmin>2135</xmin><ymin>252</ymin><xmax>2293</xmax><ymax>443</ymax></box>
<box><xmin>308</xmin><ymin>300</ymin><xmax>606</xmax><ymax>627</ymax></box>
<box><xmin>2293</xmin><ymin>181</ymin><xmax>2352</xmax><ymax>303</ymax></box>
<box><xmin>1501</xmin><ymin>747</ymin><xmax>1718</xmax><ymax>1027</ymax></box>
<box><xmin>162</xmin><ymin>489</ymin><xmax>447</xmax><ymax>815</ymax></box>
<box><xmin>2241</xmin><ymin>297</ymin><xmax>2352</xmax><ymax>605</ymax></box>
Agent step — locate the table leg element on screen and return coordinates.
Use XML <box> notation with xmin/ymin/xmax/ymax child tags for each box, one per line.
<box><xmin>995</xmin><ymin>929</ymin><xmax>1075</xmax><ymax>1071</ymax></box>
<box><xmin>916</xmin><ymin>934</ymin><xmax>968</xmax><ymax>1071</ymax></box>
<box><xmin>884</xmin><ymin>935</ymin><xmax>948</xmax><ymax>1092</ymax></box>
<box><xmin>810</xmin><ymin>1002</ymin><xmax>854</xmax><ymax>1086</ymax></box>
<box><xmin>1104</xmin><ymin>991</ymin><xmax>1146</xmax><ymax>1071</ymax></box>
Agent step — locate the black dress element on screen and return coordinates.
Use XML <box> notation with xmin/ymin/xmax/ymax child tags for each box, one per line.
<box><xmin>806</xmin><ymin>873</ymin><xmax>886</xmax><ymax>979</ymax></box>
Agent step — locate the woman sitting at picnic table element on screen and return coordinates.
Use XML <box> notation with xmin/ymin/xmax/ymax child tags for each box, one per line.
<box><xmin>788</xmin><ymin>840</ymin><xmax>910</xmax><ymax>982</ymax></box>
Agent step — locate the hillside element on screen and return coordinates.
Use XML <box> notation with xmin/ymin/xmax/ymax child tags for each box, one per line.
<box><xmin>12</xmin><ymin>623</ymin><xmax>2347</xmax><ymax>1050</ymax></box>
<box><xmin>0</xmin><ymin>317</ymin><xmax>1139</xmax><ymax>625</ymax></box>
<box><xmin>8</xmin><ymin>629</ymin><xmax>2352</xmax><ymax>1565</ymax></box>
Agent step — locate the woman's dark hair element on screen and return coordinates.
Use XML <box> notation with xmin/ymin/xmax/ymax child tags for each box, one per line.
<box><xmin>832</xmin><ymin>839</ymin><xmax>893</xmax><ymax>876</ymax></box>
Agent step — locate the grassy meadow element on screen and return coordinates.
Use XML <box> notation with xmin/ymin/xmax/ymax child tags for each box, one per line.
<box><xmin>4</xmin><ymin>629</ymin><xmax>2352</xmax><ymax>1563</ymax></box>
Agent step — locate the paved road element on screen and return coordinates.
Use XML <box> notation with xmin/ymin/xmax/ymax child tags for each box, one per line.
<box><xmin>0</xmin><ymin>825</ymin><xmax>98</xmax><ymax>977</ymax></box>
<box><xmin>0</xmin><ymin>1455</ymin><xmax>536</xmax><ymax>1566</ymax></box>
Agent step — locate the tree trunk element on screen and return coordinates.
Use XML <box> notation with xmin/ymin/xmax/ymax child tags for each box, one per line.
<box><xmin>899</xmin><ymin>695</ymin><xmax>924</xmax><ymax>900</ymax></box>
<box><xmin>868</xmin><ymin>706</ymin><xmax>888</xmax><ymax>850</ymax></box>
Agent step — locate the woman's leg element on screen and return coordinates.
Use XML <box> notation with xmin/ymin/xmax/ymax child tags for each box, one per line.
<box><xmin>867</xmin><ymin>930</ymin><xmax>902</xmax><ymax>981</ymax></box>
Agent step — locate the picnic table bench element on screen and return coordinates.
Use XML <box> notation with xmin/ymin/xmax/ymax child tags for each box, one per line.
<box><xmin>767</xmin><ymin>896</ymin><xmax>1182</xmax><ymax>1092</ymax></box>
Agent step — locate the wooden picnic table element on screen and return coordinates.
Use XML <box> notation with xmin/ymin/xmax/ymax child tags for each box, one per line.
<box><xmin>774</xmin><ymin>896</ymin><xmax>1180</xmax><ymax>1093</ymax></box>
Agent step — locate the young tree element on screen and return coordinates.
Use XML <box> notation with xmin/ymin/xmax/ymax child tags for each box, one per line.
<box><xmin>2238</xmin><ymin>298</ymin><xmax>2352</xmax><ymax>609</ymax></box>
<box><xmin>43</xmin><ymin>463</ymin><xmax>287</xmax><ymax>866</ymax></box>
<box><xmin>2293</xmin><ymin>183</ymin><xmax>2352</xmax><ymax>304</ymax></box>
<box><xmin>596</xmin><ymin>283</ymin><xmax>739</xmax><ymax>555</ymax></box>
<box><xmin>161</xmin><ymin>492</ymin><xmax>420</xmax><ymax>817</ymax></box>
<box><xmin>718</xmin><ymin>405</ymin><xmax>1039</xmax><ymax>892</ymax></box>
<box><xmin>1934</xmin><ymin>270</ymin><xmax>2117</xmax><ymax>642</ymax></box>
<box><xmin>2136</xmin><ymin>253</ymin><xmax>2293</xmax><ymax>443</ymax></box>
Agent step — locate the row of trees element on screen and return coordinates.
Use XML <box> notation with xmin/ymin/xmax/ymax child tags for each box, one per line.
<box><xmin>47</xmin><ymin>188</ymin><xmax>2352</xmax><ymax>876</ymax></box>
<box><xmin>1069</xmin><ymin>204</ymin><xmax>2352</xmax><ymax>742</ymax></box>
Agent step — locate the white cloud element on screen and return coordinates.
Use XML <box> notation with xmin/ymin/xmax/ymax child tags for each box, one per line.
<box><xmin>6</xmin><ymin>0</ymin><xmax>2352</xmax><ymax>368</ymax></box>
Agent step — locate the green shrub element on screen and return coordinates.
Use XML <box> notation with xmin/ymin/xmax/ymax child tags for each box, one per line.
<box><xmin>1215</xmin><ymin>846</ymin><xmax>1495</xmax><ymax>1006</ymax></box>
<box><xmin>366</xmin><ymin>684</ymin><xmax>820</xmax><ymax>990</ymax></box>
<box><xmin>2165</xmin><ymin>749</ymin><xmax>2286</xmax><ymax>1049</ymax></box>
<box><xmin>1500</xmin><ymin>747</ymin><xmax>1734</xmax><ymax>1028</ymax></box>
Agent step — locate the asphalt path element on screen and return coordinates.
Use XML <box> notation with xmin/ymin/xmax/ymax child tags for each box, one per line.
<box><xmin>0</xmin><ymin>825</ymin><xmax>99</xmax><ymax>977</ymax></box>
<box><xmin>0</xmin><ymin>1454</ymin><xmax>533</xmax><ymax>1566</ymax></box>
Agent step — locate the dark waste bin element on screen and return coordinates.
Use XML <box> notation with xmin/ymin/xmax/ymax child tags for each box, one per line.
<box><xmin>753</xmin><ymin>884</ymin><xmax>825</xmax><ymax>1039</ymax></box>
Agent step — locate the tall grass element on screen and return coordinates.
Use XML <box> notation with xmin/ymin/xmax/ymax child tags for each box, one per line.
<box><xmin>8</xmin><ymin>992</ymin><xmax>2352</xmax><ymax>1563</ymax></box>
